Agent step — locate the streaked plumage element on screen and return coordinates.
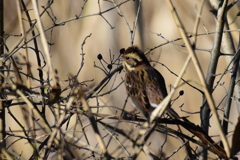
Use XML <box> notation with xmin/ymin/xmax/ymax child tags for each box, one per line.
<box><xmin>121</xmin><ymin>46</ymin><xmax>179</xmax><ymax>120</ymax></box>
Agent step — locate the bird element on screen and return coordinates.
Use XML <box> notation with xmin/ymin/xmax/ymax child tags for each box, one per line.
<box><xmin>120</xmin><ymin>46</ymin><xmax>179</xmax><ymax>120</ymax></box>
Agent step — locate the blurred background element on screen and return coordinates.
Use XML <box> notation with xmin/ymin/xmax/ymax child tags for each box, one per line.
<box><xmin>4</xmin><ymin>0</ymin><xmax>240</xmax><ymax>159</ymax></box>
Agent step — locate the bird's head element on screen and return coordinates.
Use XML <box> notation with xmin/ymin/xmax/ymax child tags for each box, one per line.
<box><xmin>120</xmin><ymin>46</ymin><xmax>150</xmax><ymax>71</ymax></box>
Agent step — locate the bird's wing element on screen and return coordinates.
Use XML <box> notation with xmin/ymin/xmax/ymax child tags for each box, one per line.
<box><xmin>151</xmin><ymin>68</ymin><xmax>168</xmax><ymax>97</ymax></box>
<box><xmin>150</xmin><ymin>68</ymin><xmax>180</xmax><ymax>119</ymax></box>
<box><xmin>144</xmin><ymin>68</ymin><xmax>167</xmax><ymax>105</ymax></box>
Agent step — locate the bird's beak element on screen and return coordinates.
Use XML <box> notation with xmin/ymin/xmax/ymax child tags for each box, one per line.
<box><xmin>118</xmin><ymin>48</ymin><xmax>125</xmax><ymax>61</ymax></box>
<box><xmin>117</xmin><ymin>55</ymin><xmax>123</xmax><ymax>61</ymax></box>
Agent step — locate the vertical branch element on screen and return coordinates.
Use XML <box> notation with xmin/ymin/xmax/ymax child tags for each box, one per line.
<box><xmin>192</xmin><ymin>0</ymin><xmax>206</xmax><ymax>49</ymax></box>
<box><xmin>134</xmin><ymin>0</ymin><xmax>144</xmax><ymax>48</ymax></box>
<box><xmin>222</xmin><ymin>46</ymin><xmax>240</xmax><ymax>134</ymax></box>
<box><xmin>218</xmin><ymin>1</ymin><xmax>239</xmax><ymax>99</ymax></box>
<box><xmin>201</xmin><ymin>0</ymin><xmax>230</xmax><ymax>158</ymax></box>
<box><xmin>20</xmin><ymin>0</ymin><xmax>45</xmax><ymax>115</ymax></box>
<box><xmin>31</xmin><ymin>0</ymin><xmax>54</xmax><ymax>74</ymax></box>
<box><xmin>0</xmin><ymin>0</ymin><xmax>5</xmax><ymax>153</ymax></box>
<box><xmin>131</xmin><ymin>0</ymin><xmax>142</xmax><ymax>46</ymax></box>
<box><xmin>17</xmin><ymin>0</ymin><xmax>30</xmax><ymax>87</ymax></box>
<box><xmin>201</xmin><ymin>0</ymin><xmax>228</xmax><ymax>132</ymax></box>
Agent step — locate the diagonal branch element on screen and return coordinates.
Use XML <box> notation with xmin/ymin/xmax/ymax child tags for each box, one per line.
<box><xmin>165</xmin><ymin>0</ymin><xmax>230</xmax><ymax>158</ymax></box>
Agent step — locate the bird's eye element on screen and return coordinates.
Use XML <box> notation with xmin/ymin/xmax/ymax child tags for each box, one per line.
<box><xmin>125</xmin><ymin>56</ymin><xmax>130</xmax><ymax>60</ymax></box>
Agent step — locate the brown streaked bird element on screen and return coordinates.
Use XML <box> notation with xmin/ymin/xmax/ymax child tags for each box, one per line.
<box><xmin>120</xmin><ymin>46</ymin><xmax>179</xmax><ymax>120</ymax></box>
